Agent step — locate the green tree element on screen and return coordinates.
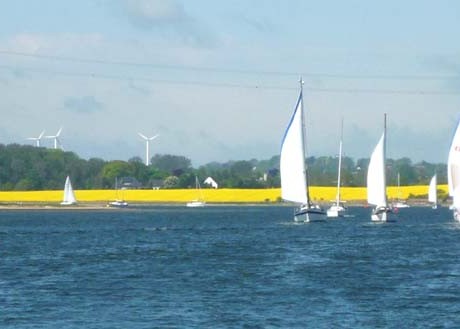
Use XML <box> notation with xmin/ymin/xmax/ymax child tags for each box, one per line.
<box><xmin>101</xmin><ymin>161</ymin><xmax>133</xmax><ymax>188</ymax></box>
<box><xmin>151</xmin><ymin>154</ymin><xmax>192</xmax><ymax>174</ymax></box>
<box><xmin>163</xmin><ymin>176</ymin><xmax>180</xmax><ymax>189</ymax></box>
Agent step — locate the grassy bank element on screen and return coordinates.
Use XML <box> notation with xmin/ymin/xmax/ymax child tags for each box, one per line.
<box><xmin>0</xmin><ymin>185</ymin><xmax>448</xmax><ymax>204</ymax></box>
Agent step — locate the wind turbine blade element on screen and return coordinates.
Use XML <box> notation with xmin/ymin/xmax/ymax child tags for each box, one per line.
<box><xmin>138</xmin><ymin>132</ymin><xmax>148</xmax><ymax>140</ymax></box>
<box><xmin>149</xmin><ymin>134</ymin><xmax>159</xmax><ymax>140</ymax></box>
<box><xmin>38</xmin><ymin>130</ymin><xmax>45</xmax><ymax>138</ymax></box>
<box><xmin>56</xmin><ymin>127</ymin><xmax>62</xmax><ymax>136</ymax></box>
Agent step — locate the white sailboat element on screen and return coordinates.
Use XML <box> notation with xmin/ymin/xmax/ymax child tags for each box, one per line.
<box><xmin>186</xmin><ymin>176</ymin><xmax>206</xmax><ymax>207</ymax></box>
<box><xmin>61</xmin><ymin>176</ymin><xmax>77</xmax><ymax>205</ymax></box>
<box><xmin>280</xmin><ymin>79</ymin><xmax>325</xmax><ymax>222</ymax></box>
<box><xmin>367</xmin><ymin>114</ymin><xmax>392</xmax><ymax>222</ymax></box>
<box><xmin>447</xmin><ymin>119</ymin><xmax>460</xmax><ymax>221</ymax></box>
<box><xmin>108</xmin><ymin>177</ymin><xmax>128</xmax><ymax>208</ymax></box>
<box><xmin>393</xmin><ymin>172</ymin><xmax>410</xmax><ymax>209</ymax></box>
<box><xmin>428</xmin><ymin>174</ymin><xmax>438</xmax><ymax>209</ymax></box>
<box><xmin>327</xmin><ymin>119</ymin><xmax>347</xmax><ymax>218</ymax></box>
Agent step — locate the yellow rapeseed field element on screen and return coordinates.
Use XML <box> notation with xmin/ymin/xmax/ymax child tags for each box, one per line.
<box><xmin>0</xmin><ymin>185</ymin><xmax>448</xmax><ymax>204</ymax></box>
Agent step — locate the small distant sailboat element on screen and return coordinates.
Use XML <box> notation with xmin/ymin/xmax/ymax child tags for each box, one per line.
<box><xmin>327</xmin><ymin>119</ymin><xmax>347</xmax><ymax>218</ymax></box>
<box><xmin>393</xmin><ymin>172</ymin><xmax>410</xmax><ymax>209</ymax></box>
<box><xmin>428</xmin><ymin>174</ymin><xmax>438</xmax><ymax>209</ymax></box>
<box><xmin>186</xmin><ymin>176</ymin><xmax>206</xmax><ymax>207</ymax></box>
<box><xmin>367</xmin><ymin>114</ymin><xmax>392</xmax><ymax>222</ymax></box>
<box><xmin>447</xmin><ymin>119</ymin><xmax>460</xmax><ymax>221</ymax></box>
<box><xmin>280</xmin><ymin>79</ymin><xmax>325</xmax><ymax>222</ymax></box>
<box><xmin>108</xmin><ymin>177</ymin><xmax>128</xmax><ymax>208</ymax></box>
<box><xmin>61</xmin><ymin>176</ymin><xmax>77</xmax><ymax>205</ymax></box>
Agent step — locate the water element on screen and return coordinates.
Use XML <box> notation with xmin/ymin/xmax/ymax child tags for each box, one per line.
<box><xmin>1</xmin><ymin>206</ymin><xmax>459</xmax><ymax>328</ymax></box>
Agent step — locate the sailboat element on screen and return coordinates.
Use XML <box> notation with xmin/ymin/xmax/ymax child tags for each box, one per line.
<box><xmin>393</xmin><ymin>172</ymin><xmax>410</xmax><ymax>209</ymax></box>
<box><xmin>327</xmin><ymin>119</ymin><xmax>347</xmax><ymax>218</ymax></box>
<box><xmin>186</xmin><ymin>176</ymin><xmax>205</xmax><ymax>207</ymax></box>
<box><xmin>447</xmin><ymin>119</ymin><xmax>460</xmax><ymax>221</ymax></box>
<box><xmin>108</xmin><ymin>177</ymin><xmax>128</xmax><ymax>208</ymax></box>
<box><xmin>428</xmin><ymin>174</ymin><xmax>438</xmax><ymax>209</ymax></box>
<box><xmin>280</xmin><ymin>79</ymin><xmax>325</xmax><ymax>222</ymax></box>
<box><xmin>60</xmin><ymin>176</ymin><xmax>77</xmax><ymax>205</ymax></box>
<box><xmin>367</xmin><ymin>114</ymin><xmax>392</xmax><ymax>222</ymax></box>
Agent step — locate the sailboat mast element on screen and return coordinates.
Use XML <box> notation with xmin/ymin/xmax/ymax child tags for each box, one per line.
<box><xmin>336</xmin><ymin>118</ymin><xmax>343</xmax><ymax>206</ymax></box>
<box><xmin>383</xmin><ymin>113</ymin><xmax>388</xmax><ymax>205</ymax></box>
<box><xmin>299</xmin><ymin>77</ymin><xmax>311</xmax><ymax>205</ymax></box>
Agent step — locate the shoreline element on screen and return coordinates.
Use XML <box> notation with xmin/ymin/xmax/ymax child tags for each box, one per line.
<box><xmin>0</xmin><ymin>200</ymin><xmax>441</xmax><ymax>211</ymax></box>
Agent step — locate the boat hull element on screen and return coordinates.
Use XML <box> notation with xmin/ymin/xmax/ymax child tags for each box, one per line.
<box><xmin>186</xmin><ymin>201</ymin><xmax>206</xmax><ymax>208</ymax></box>
<box><xmin>60</xmin><ymin>201</ymin><xmax>76</xmax><ymax>206</ymax></box>
<box><xmin>453</xmin><ymin>208</ymin><xmax>460</xmax><ymax>222</ymax></box>
<box><xmin>371</xmin><ymin>206</ymin><xmax>392</xmax><ymax>222</ymax></box>
<box><xmin>294</xmin><ymin>206</ymin><xmax>326</xmax><ymax>223</ymax></box>
<box><xmin>326</xmin><ymin>204</ymin><xmax>346</xmax><ymax>218</ymax></box>
<box><xmin>108</xmin><ymin>201</ymin><xmax>128</xmax><ymax>208</ymax></box>
<box><xmin>394</xmin><ymin>202</ymin><xmax>410</xmax><ymax>209</ymax></box>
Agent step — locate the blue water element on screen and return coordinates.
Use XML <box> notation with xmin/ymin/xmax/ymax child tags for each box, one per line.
<box><xmin>1</xmin><ymin>206</ymin><xmax>459</xmax><ymax>328</ymax></box>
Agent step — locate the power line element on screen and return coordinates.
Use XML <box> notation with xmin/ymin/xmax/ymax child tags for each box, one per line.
<box><xmin>0</xmin><ymin>49</ymin><xmax>459</xmax><ymax>81</ymax></box>
<box><xmin>0</xmin><ymin>63</ymin><xmax>459</xmax><ymax>95</ymax></box>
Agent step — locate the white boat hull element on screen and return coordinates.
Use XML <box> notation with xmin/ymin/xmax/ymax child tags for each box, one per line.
<box><xmin>60</xmin><ymin>201</ymin><xmax>76</xmax><ymax>206</ymax></box>
<box><xmin>108</xmin><ymin>200</ymin><xmax>128</xmax><ymax>208</ymax></box>
<box><xmin>371</xmin><ymin>206</ymin><xmax>392</xmax><ymax>222</ymax></box>
<box><xmin>294</xmin><ymin>205</ymin><xmax>326</xmax><ymax>222</ymax></box>
<box><xmin>393</xmin><ymin>202</ymin><xmax>410</xmax><ymax>209</ymax></box>
<box><xmin>326</xmin><ymin>204</ymin><xmax>346</xmax><ymax>218</ymax></box>
<box><xmin>186</xmin><ymin>201</ymin><xmax>206</xmax><ymax>208</ymax></box>
<box><xmin>453</xmin><ymin>208</ymin><xmax>460</xmax><ymax>222</ymax></box>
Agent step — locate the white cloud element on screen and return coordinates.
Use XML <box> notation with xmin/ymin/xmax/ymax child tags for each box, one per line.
<box><xmin>120</xmin><ymin>0</ymin><xmax>216</xmax><ymax>46</ymax></box>
<box><xmin>6</xmin><ymin>33</ymin><xmax>105</xmax><ymax>55</ymax></box>
<box><xmin>124</xmin><ymin>0</ymin><xmax>186</xmax><ymax>24</ymax></box>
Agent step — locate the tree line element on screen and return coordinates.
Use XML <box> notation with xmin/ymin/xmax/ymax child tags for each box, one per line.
<box><xmin>0</xmin><ymin>143</ymin><xmax>447</xmax><ymax>191</ymax></box>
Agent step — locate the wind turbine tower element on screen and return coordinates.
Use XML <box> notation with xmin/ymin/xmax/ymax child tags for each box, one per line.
<box><xmin>26</xmin><ymin>130</ymin><xmax>45</xmax><ymax>147</ymax></box>
<box><xmin>138</xmin><ymin>133</ymin><xmax>159</xmax><ymax>166</ymax></box>
<box><xmin>46</xmin><ymin>127</ymin><xmax>63</xmax><ymax>149</ymax></box>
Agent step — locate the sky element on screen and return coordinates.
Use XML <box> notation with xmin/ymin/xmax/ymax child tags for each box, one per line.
<box><xmin>0</xmin><ymin>0</ymin><xmax>459</xmax><ymax>166</ymax></box>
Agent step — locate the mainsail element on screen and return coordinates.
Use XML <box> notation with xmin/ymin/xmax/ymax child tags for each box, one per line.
<box><xmin>280</xmin><ymin>93</ymin><xmax>308</xmax><ymax>204</ymax></box>
<box><xmin>367</xmin><ymin>132</ymin><xmax>387</xmax><ymax>208</ymax></box>
<box><xmin>428</xmin><ymin>174</ymin><xmax>437</xmax><ymax>205</ymax></box>
<box><xmin>448</xmin><ymin>120</ymin><xmax>460</xmax><ymax>207</ymax></box>
<box><xmin>61</xmin><ymin>176</ymin><xmax>77</xmax><ymax>205</ymax></box>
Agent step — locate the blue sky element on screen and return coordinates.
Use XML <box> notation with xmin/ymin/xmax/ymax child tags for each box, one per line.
<box><xmin>1</xmin><ymin>0</ymin><xmax>459</xmax><ymax>165</ymax></box>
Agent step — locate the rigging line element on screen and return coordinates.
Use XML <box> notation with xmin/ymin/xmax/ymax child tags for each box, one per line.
<box><xmin>306</xmin><ymin>87</ymin><xmax>460</xmax><ymax>95</ymax></box>
<box><xmin>0</xmin><ymin>49</ymin><xmax>458</xmax><ymax>81</ymax></box>
<box><xmin>0</xmin><ymin>64</ymin><xmax>290</xmax><ymax>90</ymax></box>
<box><xmin>0</xmin><ymin>64</ymin><xmax>459</xmax><ymax>95</ymax></box>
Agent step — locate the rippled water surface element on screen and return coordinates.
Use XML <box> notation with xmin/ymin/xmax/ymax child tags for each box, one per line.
<box><xmin>1</xmin><ymin>206</ymin><xmax>460</xmax><ymax>328</ymax></box>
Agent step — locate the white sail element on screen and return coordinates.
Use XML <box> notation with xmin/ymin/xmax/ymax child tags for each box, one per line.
<box><xmin>367</xmin><ymin>132</ymin><xmax>387</xmax><ymax>208</ymax></box>
<box><xmin>280</xmin><ymin>93</ymin><xmax>308</xmax><ymax>204</ymax></box>
<box><xmin>61</xmin><ymin>176</ymin><xmax>77</xmax><ymax>205</ymax></box>
<box><xmin>428</xmin><ymin>174</ymin><xmax>437</xmax><ymax>204</ymax></box>
<box><xmin>448</xmin><ymin>120</ymin><xmax>460</xmax><ymax>206</ymax></box>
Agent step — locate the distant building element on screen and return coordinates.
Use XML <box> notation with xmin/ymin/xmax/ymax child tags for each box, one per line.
<box><xmin>149</xmin><ymin>179</ymin><xmax>164</xmax><ymax>190</ymax></box>
<box><xmin>118</xmin><ymin>177</ymin><xmax>142</xmax><ymax>189</ymax></box>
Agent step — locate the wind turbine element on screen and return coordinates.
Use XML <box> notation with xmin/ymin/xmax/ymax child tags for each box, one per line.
<box><xmin>26</xmin><ymin>130</ymin><xmax>45</xmax><ymax>147</ymax></box>
<box><xmin>138</xmin><ymin>133</ymin><xmax>159</xmax><ymax>166</ymax></box>
<box><xmin>45</xmin><ymin>127</ymin><xmax>63</xmax><ymax>150</ymax></box>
